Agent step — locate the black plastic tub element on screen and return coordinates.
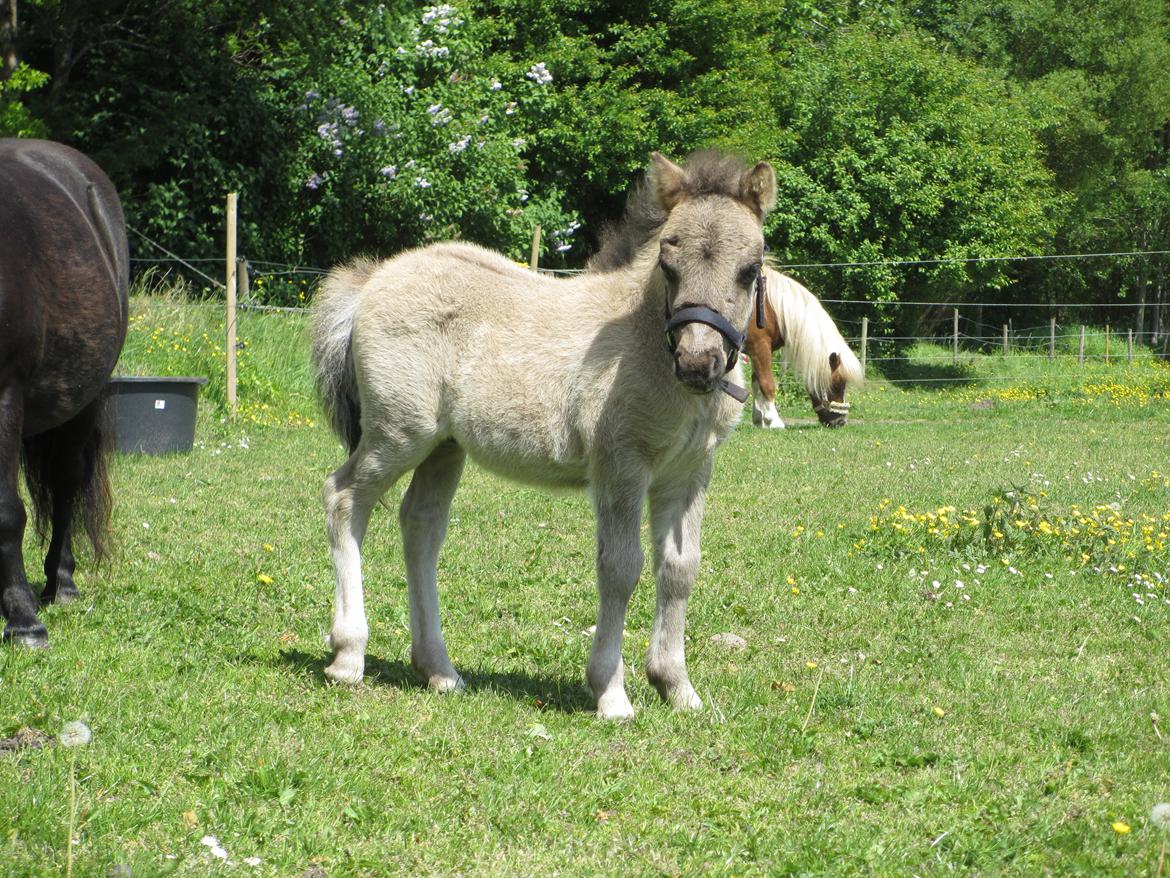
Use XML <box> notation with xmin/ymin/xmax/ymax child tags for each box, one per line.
<box><xmin>108</xmin><ymin>376</ymin><xmax>209</xmax><ymax>455</ymax></box>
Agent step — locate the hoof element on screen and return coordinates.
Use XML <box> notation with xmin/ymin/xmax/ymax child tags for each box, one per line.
<box><xmin>669</xmin><ymin>687</ymin><xmax>703</xmax><ymax>712</ymax></box>
<box><xmin>596</xmin><ymin>691</ymin><xmax>635</xmax><ymax>721</ymax></box>
<box><xmin>3</xmin><ymin>622</ymin><xmax>49</xmax><ymax>649</ymax></box>
<box><xmin>42</xmin><ymin>585</ymin><xmax>80</xmax><ymax>606</ymax></box>
<box><xmin>427</xmin><ymin>672</ymin><xmax>465</xmax><ymax>694</ymax></box>
<box><xmin>324</xmin><ymin>654</ymin><xmax>364</xmax><ymax>685</ymax></box>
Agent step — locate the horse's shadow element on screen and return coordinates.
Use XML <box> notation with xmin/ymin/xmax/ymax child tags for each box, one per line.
<box><xmin>278</xmin><ymin>649</ymin><xmax>596</xmax><ymax>714</ymax></box>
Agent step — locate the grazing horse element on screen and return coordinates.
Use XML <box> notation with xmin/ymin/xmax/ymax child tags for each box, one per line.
<box><xmin>311</xmin><ymin>151</ymin><xmax>776</xmax><ymax>719</ymax></box>
<box><xmin>745</xmin><ymin>267</ymin><xmax>864</xmax><ymax>428</ymax></box>
<box><xmin>0</xmin><ymin>139</ymin><xmax>129</xmax><ymax>647</ymax></box>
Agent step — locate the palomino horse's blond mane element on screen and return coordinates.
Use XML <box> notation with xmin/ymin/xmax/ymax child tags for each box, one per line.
<box><xmin>762</xmin><ymin>264</ymin><xmax>864</xmax><ymax>400</ymax></box>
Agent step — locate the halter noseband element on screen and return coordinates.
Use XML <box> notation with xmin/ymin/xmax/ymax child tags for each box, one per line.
<box><xmin>664</xmin><ymin>271</ymin><xmax>766</xmax><ymax>404</ymax></box>
<box><xmin>814</xmin><ymin>400</ymin><xmax>850</xmax><ymax>417</ymax></box>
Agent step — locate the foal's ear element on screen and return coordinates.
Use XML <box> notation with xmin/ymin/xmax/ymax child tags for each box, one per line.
<box><xmin>740</xmin><ymin>161</ymin><xmax>777</xmax><ymax>217</ymax></box>
<box><xmin>649</xmin><ymin>151</ymin><xmax>688</xmax><ymax>212</ymax></box>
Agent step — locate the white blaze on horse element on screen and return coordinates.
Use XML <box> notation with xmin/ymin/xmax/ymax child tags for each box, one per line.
<box><xmin>310</xmin><ymin>150</ymin><xmax>775</xmax><ymax>719</ymax></box>
<box><xmin>744</xmin><ymin>268</ymin><xmax>863</xmax><ymax>429</ymax></box>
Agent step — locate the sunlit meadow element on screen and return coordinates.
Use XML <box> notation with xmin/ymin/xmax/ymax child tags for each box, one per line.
<box><xmin>2</xmin><ymin>291</ymin><xmax>1169</xmax><ymax>876</ymax></box>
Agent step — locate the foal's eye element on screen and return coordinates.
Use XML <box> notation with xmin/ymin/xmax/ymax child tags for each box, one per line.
<box><xmin>738</xmin><ymin>262</ymin><xmax>762</xmax><ymax>286</ymax></box>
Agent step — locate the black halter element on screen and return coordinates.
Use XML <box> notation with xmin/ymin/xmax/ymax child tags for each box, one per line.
<box><xmin>663</xmin><ymin>271</ymin><xmax>767</xmax><ymax>403</ymax></box>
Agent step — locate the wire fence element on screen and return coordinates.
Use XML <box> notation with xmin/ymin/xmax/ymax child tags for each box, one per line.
<box><xmin>127</xmin><ymin>231</ymin><xmax>1170</xmax><ymax>386</ymax></box>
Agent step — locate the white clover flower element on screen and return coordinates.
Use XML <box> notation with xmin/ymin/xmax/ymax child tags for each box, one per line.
<box><xmin>59</xmin><ymin>721</ymin><xmax>91</xmax><ymax>748</ymax></box>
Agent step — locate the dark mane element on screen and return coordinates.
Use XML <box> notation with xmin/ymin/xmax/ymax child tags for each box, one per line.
<box><xmin>587</xmin><ymin>150</ymin><xmax>755</xmax><ymax>272</ymax></box>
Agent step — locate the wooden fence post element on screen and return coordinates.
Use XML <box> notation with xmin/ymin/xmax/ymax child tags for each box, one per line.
<box><xmin>225</xmin><ymin>192</ymin><xmax>238</xmax><ymax>417</ymax></box>
<box><xmin>1079</xmin><ymin>325</ymin><xmax>1085</xmax><ymax>365</ymax></box>
<box><xmin>1002</xmin><ymin>324</ymin><xmax>1009</xmax><ymax>356</ymax></box>
<box><xmin>529</xmin><ymin>225</ymin><xmax>542</xmax><ymax>271</ymax></box>
<box><xmin>237</xmin><ymin>257</ymin><xmax>249</xmax><ymax>306</ymax></box>
<box><xmin>1127</xmin><ymin>328</ymin><xmax>1133</xmax><ymax>362</ymax></box>
<box><xmin>952</xmin><ymin>308</ymin><xmax>959</xmax><ymax>365</ymax></box>
<box><xmin>1049</xmin><ymin>317</ymin><xmax>1056</xmax><ymax>360</ymax></box>
<box><xmin>1105</xmin><ymin>324</ymin><xmax>1110</xmax><ymax>364</ymax></box>
<box><xmin>860</xmin><ymin>316</ymin><xmax>868</xmax><ymax>374</ymax></box>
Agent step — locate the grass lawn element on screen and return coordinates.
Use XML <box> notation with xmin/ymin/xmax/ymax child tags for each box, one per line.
<box><xmin>2</xmin><ymin>296</ymin><xmax>1169</xmax><ymax>876</ymax></box>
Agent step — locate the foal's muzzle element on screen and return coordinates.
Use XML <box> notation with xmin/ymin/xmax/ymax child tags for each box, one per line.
<box><xmin>673</xmin><ymin>346</ymin><xmax>726</xmax><ymax>393</ymax></box>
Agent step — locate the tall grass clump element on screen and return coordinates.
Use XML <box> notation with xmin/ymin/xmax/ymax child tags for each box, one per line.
<box><xmin>116</xmin><ymin>273</ymin><xmax>316</xmax><ymax>428</ymax></box>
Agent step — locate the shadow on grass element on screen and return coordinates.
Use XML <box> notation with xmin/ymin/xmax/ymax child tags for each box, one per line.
<box><xmin>880</xmin><ymin>359</ymin><xmax>980</xmax><ymax>390</ymax></box>
<box><xmin>277</xmin><ymin>648</ymin><xmax>595</xmax><ymax>713</ymax></box>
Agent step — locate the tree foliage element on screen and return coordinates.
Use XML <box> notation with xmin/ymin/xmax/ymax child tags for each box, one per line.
<box><xmin>4</xmin><ymin>0</ymin><xmax>1168</xmax><ymax>322</ymax></box>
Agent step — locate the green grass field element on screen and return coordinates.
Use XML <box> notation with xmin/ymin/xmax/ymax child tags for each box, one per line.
<box><xmin>2</xmin><ymin>295</ymin><xmax>1169</xmax><ymax>876</ymax></box>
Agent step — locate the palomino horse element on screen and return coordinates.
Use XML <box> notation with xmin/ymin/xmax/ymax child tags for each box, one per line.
<box><xmin>746</xmin><ymin>267</ymin><xmax>864</xmax><ymax>428</ymax></box>
<box><xmin>311</xmin><ymin>151</ymin><xmax>776</xmax><ymax>719</ymax></box>
<box><xmin>0</xmin><ymin>139</ymin><xmax>128</xmax><ymax>646</ymax></box>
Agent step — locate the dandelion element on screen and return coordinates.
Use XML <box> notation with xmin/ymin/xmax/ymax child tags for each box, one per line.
<box><xmin>257</xmin><ymin>573</ymin><xmax>274</xmax><ymax>585</ymax></box>
<box><xmin>60</xmin><ymin>721</ymin><xmax>92</xmax><ymax>878</ymax></box>
<box><xmin>1153</xmin><ymin>803</ymin><xmax>1170</xmax><ymax>830</ymax></box>
<box><xmin>59</xmin><ymin>721</ymin><xmax>91</xmax><ymax>748</ymax></box>
<box><xmin>1112</xmin><ymin>820</ymin><xmax>1131</xmax><ymax>834</ymax></box>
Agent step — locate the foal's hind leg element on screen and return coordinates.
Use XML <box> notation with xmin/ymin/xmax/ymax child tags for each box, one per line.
<box><xmin>645</xmin><ymin>463</ymin><xmax>711</xmax><ymax>712</ymax></box>
<box><xmin>0</xmin><ymin>389</ymin><xmax>46</xmax><ymax>647</ymax></box>
<box><xmin>322</xmin><ymin>441</ymin><xmax>411</xmax><ymax>684</ymax></box>
<box><xmin>399</xmin><ymin>440</ymin><xmax>466</xmax><ymax>692</ymax></box>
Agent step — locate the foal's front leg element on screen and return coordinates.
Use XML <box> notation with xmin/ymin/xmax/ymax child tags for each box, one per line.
<box><xmin>645</xmin><ymin>461</ymin><xmax>711</xmax><ymax>711</ymax></box>
<box><xmin>587</xmin><ymin>472</ymin><xmax>649</xmax><ymax>720</ymax></box>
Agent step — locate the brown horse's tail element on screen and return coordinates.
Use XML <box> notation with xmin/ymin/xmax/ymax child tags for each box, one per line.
<box><xmin>20</xmin><ymin>391</ymin><xmax>115</xmax><ymax>561</ymax></box>
<box><xmin>310</xmin><ymin>258</ymin><xmax>377</xmax><ymax>454</ymax></box>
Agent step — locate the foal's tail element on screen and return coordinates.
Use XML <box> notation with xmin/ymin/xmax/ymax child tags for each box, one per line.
<box><xmin>310</xmin><ymin>258</ymin><xmax>378</xmax><ymax>453</ymax></box>
<box><xmin>21</xmin><ymin>392</ymin><xmax>115</xmax><ymax>561</ymax></box>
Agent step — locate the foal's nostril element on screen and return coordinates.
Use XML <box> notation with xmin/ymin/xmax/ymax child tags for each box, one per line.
<box><xmin>674</xmin><ymin>349</ymin><xmax>723</xmax><ymax>390</ymax></box>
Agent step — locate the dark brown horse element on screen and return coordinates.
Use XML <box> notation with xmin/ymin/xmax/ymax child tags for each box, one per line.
<box><xmin>0</xmin><ymin>139</ymin><xmax>129</xmax><ymax>647</ymax></box>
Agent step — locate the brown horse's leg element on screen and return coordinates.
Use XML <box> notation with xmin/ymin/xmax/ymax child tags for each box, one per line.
<box><xmin>746</xmin><ymin>329</ymin><xmax>782</xmax><ymax>428</ymax></box>
<box><xmin>0</xmin><ymin>388</ymin><xmax>47</xmax><ymax>647</ymax></box>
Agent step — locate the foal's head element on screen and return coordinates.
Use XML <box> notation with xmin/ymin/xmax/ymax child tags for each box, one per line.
<box><xmin>651</xmin><ymin>151</ymin><xmax>777</xmax><ymax>395</ymax></box>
